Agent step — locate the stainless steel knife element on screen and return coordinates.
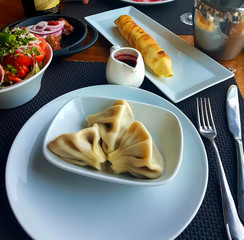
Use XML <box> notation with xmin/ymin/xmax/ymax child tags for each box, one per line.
<box><xmin>226</xmin><ymin>84</ymin><xmax>244</xmax><ymax>222</ymax></box>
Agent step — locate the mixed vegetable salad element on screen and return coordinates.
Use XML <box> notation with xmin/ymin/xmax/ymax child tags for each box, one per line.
<box><xmin>0</xmin><ymin>27</ymin><xmax>47</xmax><ymax>89</ymax></box>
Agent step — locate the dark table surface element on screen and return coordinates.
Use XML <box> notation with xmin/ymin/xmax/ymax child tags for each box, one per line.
<box><xmin>61</xmin><ymin>0</ymin><xmax>194</xmax><ymax>35</ymax></box>
<box><xmin>1</xmin><ymin>60</ymin><xmax>244</xmax><ymax>240</ymax></box>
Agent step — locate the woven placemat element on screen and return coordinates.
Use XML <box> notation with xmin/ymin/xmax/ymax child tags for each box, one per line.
<box><xmin>1</xmin><ymin>61</ymin><xmax>243</xmax><ymax>240</ymax></box>
<box><xmin>61</xmin><ymin>0</ymin><xmax>194</xmax><ymax>35</ymax></box>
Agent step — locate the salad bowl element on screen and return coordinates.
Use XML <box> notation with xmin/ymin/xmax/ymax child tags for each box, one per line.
<box><xmin>0</xmin><ymin>43</ymin><xmax>53</xmax><ymax>109</ymax></box>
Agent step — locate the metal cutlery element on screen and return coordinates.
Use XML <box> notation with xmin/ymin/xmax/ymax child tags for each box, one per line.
<box><xmin>227</xmin><ymin>85</ymin><xmax>244</xmax><ymax>222</ymax></box>
<box><xmin>197</xmin><ymin>97</ymin><xmax>244</xmax><ymax>240</ymax></box>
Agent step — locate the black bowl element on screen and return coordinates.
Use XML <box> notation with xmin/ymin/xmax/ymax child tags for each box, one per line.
<box><xmin>2</xmin><ymin>15</ymin><xmax>98</xmax><ymax>58</ymax></box>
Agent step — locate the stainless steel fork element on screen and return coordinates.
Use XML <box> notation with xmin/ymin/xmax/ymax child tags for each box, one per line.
<box><xmin>197</xmin><ymin>97</ymin><xmax>244</xmax><ymax>240</ymax></box>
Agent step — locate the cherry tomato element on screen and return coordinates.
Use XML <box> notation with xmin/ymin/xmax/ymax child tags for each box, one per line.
<box><xmin>34</xmin><ymin>44</ymin><xmax>46</xmax><ymax>64</ymax></box>
<box><xmin>16</xmin><ymin>63</ymin><xmax>30</xmax><ymax>78</ymax></box>
<box><xmin>15</xmin><ymin>51</ymin><xmax>32</xmax><ymax>68</ymax></box>
<box><xmin>34</xmin><ymin>35</ymin><xmax>47</xmax><ymax>52</ymax></box>
<box><xmin>4</xmin><ymin>70</ymin><xmax>22</xmax><ymax>83</ymax></box>
<box><xmin>2</xmin><ymin>55</ymin><xmax>30</xmax><ymax>78</ymax></box>
<box><xmin>3</xmin><ymin>55</ymin><xmax>13</xmax><ymax>66</ymax></box>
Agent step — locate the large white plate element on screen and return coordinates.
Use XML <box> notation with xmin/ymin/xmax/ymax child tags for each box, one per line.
<box><xmin>120</xmin><ymin>0</ymin><xmax>174</xmax><ymax>5</ymax></box>
<box><xmin>85</xmin><ymin>6</ymin><xmax>234</xmax><ymax>103</ymax></box>
<box><xmin>5</xmin><ymin>85</ymin><xmax>208</xmax><ymax>240</ymax></box>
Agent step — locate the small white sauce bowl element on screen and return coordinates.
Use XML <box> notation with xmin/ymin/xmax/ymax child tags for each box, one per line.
<box><xmin>106</xmin><ymin>45</ymin><xmax>145</xmax><ymax>87</ymax></box>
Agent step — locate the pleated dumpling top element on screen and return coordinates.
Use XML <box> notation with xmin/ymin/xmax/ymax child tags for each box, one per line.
<box><xmin>48</xmin><ymin>124</ymin><xmax>107</xmax><ymax>171</ymax></box>
<box><xmin>87</xmin><ymin>99</ymin><xmax>134</xmax><ymax>154</ymax></box>
<box><xmin>108</xmin><ymin>121</ymin><xmax>164</xmax><ymax>179</ymax></box>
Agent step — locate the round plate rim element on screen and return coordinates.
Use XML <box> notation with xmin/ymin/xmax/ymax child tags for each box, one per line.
<box><xmin>5</xmin><ymin>84</ymin><xmax>208</xmax><ymax>240</ymax></box>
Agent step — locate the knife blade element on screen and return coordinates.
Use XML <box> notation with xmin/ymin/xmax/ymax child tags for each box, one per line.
<box><xmin>226</xmin><ymin>84</ymin><xmax>244</xmax><ymax>222</ymax></box>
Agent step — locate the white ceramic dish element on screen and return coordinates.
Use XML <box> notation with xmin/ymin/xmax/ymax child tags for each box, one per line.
<box><xmin>43</xmin><ymin>96</ymin><xmax>183</xmax><ymax>186</ymax></box>
<box><xmin>5</xmin><ymin>85</ymin><xmax>208</xmax><ymax>240</ymax></box>
<box><xmin>0</xmin><ymin>43</ymin><xmax>53</xmax><ymax>109</ymax></box>
<box><xmin>106</xmin><ymin>46</ymin><xmax>145</xmax><ymax>87</ymax></box>
<box><xmin>85</xmin><ymin>6</ymin><xmax>234</xmax><ymax>103</ymax></box>
<box><xmin>120</xmin><ymin>0</ymin><xmax>174</xmax><ymax>5</ymax></box>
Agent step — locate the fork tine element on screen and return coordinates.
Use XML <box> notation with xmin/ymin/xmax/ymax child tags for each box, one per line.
<box><xmin>197</xmin><ymin>97</ymin><xmax>216</xmax><ymax>131</ymax></box>
<box><xmin>204</xmin><ymin>98</ymin><xmax>210</xmax><ymax>128</ymax></box>
<box><xmin>200</xmin><ymin>98</ymin><xmax>206</xmax><ymax>129</ymax></box>
<box><xmin>206</xmin><ymin>98</ymin><xmax>216</xmax><ymax>132</ymax></box>
<box><xmin>196</xmin><ymin>98</ymin><xmax>201</xmax><ymax>128</ymax></box>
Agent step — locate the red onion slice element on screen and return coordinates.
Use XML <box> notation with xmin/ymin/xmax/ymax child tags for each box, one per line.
<box><xmin>46</xmin><ymin>22</ymin><xmax>65</xmax><ymax>29</ymax></box>
<box><xmin>0</xmin><ymin>65</ymin><xmax>4</xmax><ymax>87</ymax></box>
<box><xmin>33</xmin><ymin>21</ymin><xmax>48</xmax><ymax>31</ymax></box>
<box><xmin>26</xmin><ymin>21</ymin><xmax>65</xmax><ymax>38</ymax></box>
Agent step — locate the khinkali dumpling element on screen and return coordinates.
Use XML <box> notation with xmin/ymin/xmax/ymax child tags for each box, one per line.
<box><xmin>48</xmin><ymin>124</ymin><xmax>107</xmax><ymax>171</ymax></box>
<box><xmin>108</xmin><ymin>121</ymin><xmax>164</xmax><ymax>179</ymax></box>
<box><xmin>87</xmin><ymin>99</ymin><xmax>134</xmax><ymax>154</ymax></box>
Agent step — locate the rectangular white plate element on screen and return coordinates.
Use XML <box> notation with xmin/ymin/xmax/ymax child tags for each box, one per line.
<box><xmin>85</xmin><ymin>6</ymin><xmax>234</xmax><ymax>103</ymax></box>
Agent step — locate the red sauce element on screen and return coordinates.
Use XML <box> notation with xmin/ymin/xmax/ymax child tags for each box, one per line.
<box><xmin>114</xmin><ymin>54</ymin><xmax>137</xmax><ymax>67</ymax></box>
<box><xmin>48</xmin><ymin>20</ymin><xmax>59</xmax><ymax>25</ymax></box>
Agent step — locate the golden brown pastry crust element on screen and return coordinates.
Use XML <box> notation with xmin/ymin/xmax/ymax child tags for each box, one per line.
<box><xmin>114</xmin><ymin>15</ymin><xmax>173</xmax><ymax>77</ymax></box>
